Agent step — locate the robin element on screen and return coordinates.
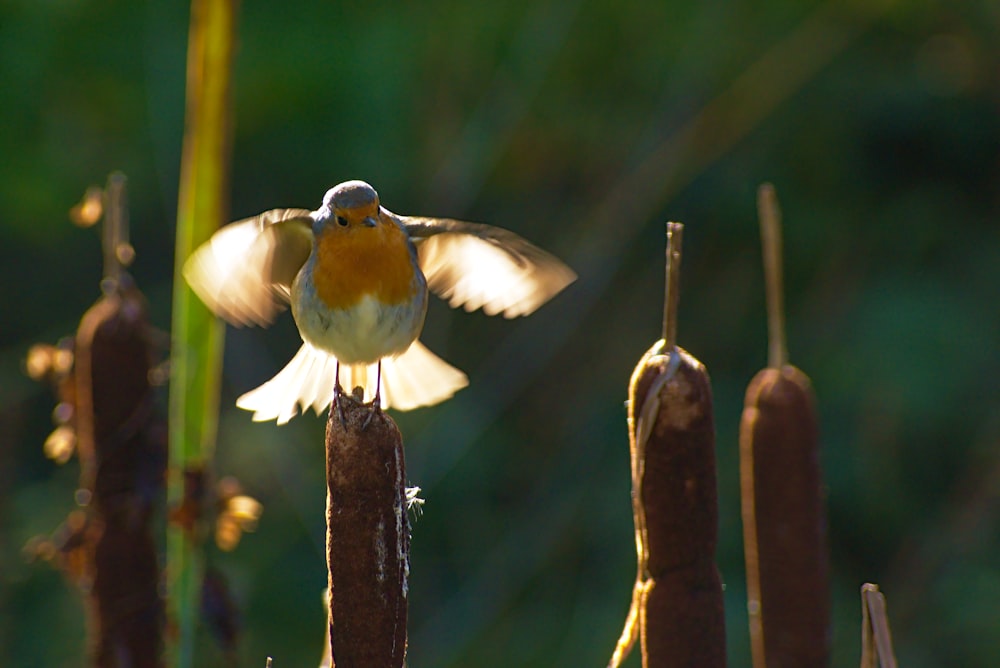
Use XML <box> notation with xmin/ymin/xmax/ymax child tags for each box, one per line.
<box><xmin>183</xmin><ymin>180</ymin><xmax>576</xmax><ymax>425</ymax></box>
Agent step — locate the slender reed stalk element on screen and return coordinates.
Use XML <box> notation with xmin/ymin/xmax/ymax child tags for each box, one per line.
<box><xmin>166</xmin><ymin>1</ymin><xmax>238</xmax><ymax>665</ymax></box>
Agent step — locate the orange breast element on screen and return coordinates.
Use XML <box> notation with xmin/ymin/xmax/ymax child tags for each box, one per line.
<box><xmin>312</xmin><ymin>220</ymin><xmax>418</xmax><ymax>310</ymax></box>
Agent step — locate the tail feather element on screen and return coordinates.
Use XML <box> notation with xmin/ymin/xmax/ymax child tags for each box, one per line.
<box><xmin>235</xmin><ymin>340</ymin><xmax>468</xmax><ymax>423</ymax></box>
<box><xmin>381</xmin><ymin>341</ymin><xmax>469</xmax><ymax>410</ymax></box>
<box><xmin>236</xmin><ymin>343</ymin><xmax>338</xmax><ymax>424</ymax></box>
<box><xmin>298</xmin><ymin>348</ymin><xmax>333</xmax><ymax>417</ymax></box>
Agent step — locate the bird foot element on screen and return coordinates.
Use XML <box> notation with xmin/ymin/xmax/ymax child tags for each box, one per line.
<box><xmin>333</xmin><ymin>382</ymin><xmax>347</xmax><ymax>427</ymax></box>
<box><xmin>361</xmin><ymin>396</ymin><xmax>382</xmax><ymax>431</ymax></box>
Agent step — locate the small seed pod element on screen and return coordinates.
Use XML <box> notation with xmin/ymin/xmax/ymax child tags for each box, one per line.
<box><xmin>325</xmin><ymin>389</ymin><xmax>409</xmax><ymax>668</ymax></box>
<box><xmin>740</xmin><ymin>184</ymin><xmax>830</xmax><ymax>667</ymax></box>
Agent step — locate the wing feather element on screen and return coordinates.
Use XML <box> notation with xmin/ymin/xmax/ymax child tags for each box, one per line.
<box><xmin>183</xmin><ymin>208</ymin><xmax>314</xmax><ymax>326</ymax></box>
<box><xmin>403</xmin><ymin>216</ymin><xmax>576</xmax><ymax>319</ymax></box>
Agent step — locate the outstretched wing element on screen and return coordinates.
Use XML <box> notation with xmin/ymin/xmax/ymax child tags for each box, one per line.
<box><xmin>183</xmin><ymin>208</ymin><xmax>314</xmax><ymax>327</ymax></box>
<box><xmin>402</xmin><ymin>216</ymin><xmax>576</xmax><ymax>318</ymax></box>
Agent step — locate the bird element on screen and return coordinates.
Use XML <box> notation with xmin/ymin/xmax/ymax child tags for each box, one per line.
<box><xmin>183</xmin><ymin>180</ymin><xmax>576</xmax><ymax>425</ymax></box>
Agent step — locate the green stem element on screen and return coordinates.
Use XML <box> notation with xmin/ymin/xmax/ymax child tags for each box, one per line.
<box><xmin>166</xmin><ymin>1</ymin><xmax>238</xmax><ymax>665</ymax></box>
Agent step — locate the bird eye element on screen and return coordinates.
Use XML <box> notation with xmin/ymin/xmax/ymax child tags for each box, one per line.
<box><xmin>336</xmin><ymin>215</ymin><xmax>349</xmax><ymax>227</ymax></box>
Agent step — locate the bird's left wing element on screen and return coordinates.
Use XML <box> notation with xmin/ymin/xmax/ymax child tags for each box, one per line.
<box><xmin>183</xmin><ymin>208</ymin><xmax>314</xmax><ymax>327</ymax></box>
<box><xmin>402</xmin><ymin>216</ymin><xmax>576</xmax><ymax>318</ymax></box>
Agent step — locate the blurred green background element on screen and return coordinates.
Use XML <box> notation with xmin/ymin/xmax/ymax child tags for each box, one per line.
<box><xmin>2</xmin><ymin>0</ymin><xmax>999</xmax><ymax>665</ymax></box>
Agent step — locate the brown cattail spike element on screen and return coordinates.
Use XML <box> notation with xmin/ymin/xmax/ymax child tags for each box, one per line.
<box><xmin>741</xmin><ymin>184</ymin><xmax>830</xmax><ymax>667</ymax></box>
<box><xmin>610</xmin><ymin>222</ymin><xmax>725</xmax><ymax>668</ymax></box>
<box><xmin>632</xmin><ymin>346</ymin><xmax>725</xmax><ymax>668</ymax></box>
<box><xmin>741</xmin><ymin>366</ymin><xmax>828</xmax><ymax>665</ymax></box>
<box><xmin>325</xmin><ymin>390</ymin><xmax>409</xmax><ymax>667</ymax></box>
<box><xmin>74</xmin><ymin>283</ymin><xmax>165</xmax><ymax>667</ymax></box>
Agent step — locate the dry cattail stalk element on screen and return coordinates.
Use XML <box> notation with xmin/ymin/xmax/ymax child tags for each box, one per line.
<box><xmin>740</xmin><ymin>183</ymin><xmax>830</xmax><ymax>667</ymax></box>
<box><xmin>45</xmin><ymin>174</ymin><xmax>166</xmax><ymax>667</ymax></box>
<box><xmin>73</xmin><ymin>279</ymin><xmax>165</xmax><ymax>667</ymax></box>
<box><xmin>325</xmin><ymin>388</ymin><xmax>409</xmax><ymax>668</ymax></box>
<box><xmin>609</xmin><ymin>222</ymin><xmax>726</xmax><ymax>668</ymax></box>
<box><xmin>860</xmin><ymin>583</ymin><xmax>898</xmax><ymax>668</ymax></box>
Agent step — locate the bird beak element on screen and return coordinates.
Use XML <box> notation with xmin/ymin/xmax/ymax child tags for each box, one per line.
<box><xmin>362</xmin><ymin>216</ymin><xmax>377</xmax><ymax>228</ymax></box>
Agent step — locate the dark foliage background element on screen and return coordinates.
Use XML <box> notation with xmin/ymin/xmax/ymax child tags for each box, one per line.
<box><xmin>2</xmin><ymin>1</ymin><xmax>999</xmax><ymax>666</ymax></box>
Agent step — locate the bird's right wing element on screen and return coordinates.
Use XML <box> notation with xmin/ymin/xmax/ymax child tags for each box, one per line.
<box><xmin>183</xmin><ymin>208</ymin><xmax>314</xmax><ymax>327</ymax></box>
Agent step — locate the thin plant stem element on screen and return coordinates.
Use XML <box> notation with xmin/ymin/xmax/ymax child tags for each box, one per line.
<box><xmin>661</xmin><ymin>222</ymin><xmax>684</xmax><ymax>350</ymax></box>
<box><xmin>757</xmin><ymin>183</ymin><xmax>788</xmax><ymax>369</ymax></box>
<box><xmin>101</xmin><ymin>172</ymin><xmax>128</xmax><ymax>291</ymax></box>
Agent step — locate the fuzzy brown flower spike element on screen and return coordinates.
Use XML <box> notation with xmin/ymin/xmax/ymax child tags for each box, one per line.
<box><xmin>609</xmin><ymin>223</ymin><xmax>726</xmax><ymax>668</ymax></box>
<box><xmin>739</xmin><ymin>184</ymin><xmax>830</xmax><ymax>667</ymax></box>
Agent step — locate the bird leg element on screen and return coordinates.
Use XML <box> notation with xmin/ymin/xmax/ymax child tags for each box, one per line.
<box><xmin>361</xmin><ymin>360</ymin><xmax>383</xmax><ymax>431</ymax></box>
<box><xmin>333</xmin><ymin>361</ymin><xmax>346</xmax><ymax>427</ymax></box>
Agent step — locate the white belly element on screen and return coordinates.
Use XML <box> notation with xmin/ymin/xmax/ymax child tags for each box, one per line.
<box><xmin>291</xmin><ymin>274</ymin><xmax>428</xmax><ymax>365</ymax></box>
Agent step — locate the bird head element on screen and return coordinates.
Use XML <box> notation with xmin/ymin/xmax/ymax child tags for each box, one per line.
<box><xmin>315</xmin><ymin>180</ymin><xmax>381</xmax><ymax>235</ymax></box>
